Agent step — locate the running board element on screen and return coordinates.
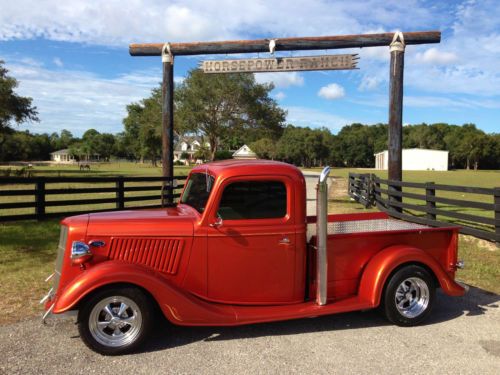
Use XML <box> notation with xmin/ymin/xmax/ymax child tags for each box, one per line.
<box><xmin>230</xmin><ymin>296</ymin><xmax>374</xmax><ymax>326</ymax></box>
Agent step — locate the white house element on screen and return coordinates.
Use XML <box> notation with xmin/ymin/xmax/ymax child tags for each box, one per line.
<box><xmin>374</xmin><ymin>148</ymin><xmax>449</xmax><ymax>171</ymax></box>
<box><xmin>173</xmin><ymin>136</ymin><xmax>211</xmax><ymax>164</ymax></box>
<box><xmin>50</xmin><ymin>149</ymin><xmax>75</xmax><ymax>163</ymax></box>
<box><xmin>232</xmin><ymin>144</ymin><xmax>257</xmax><ymax>160</ymax></box>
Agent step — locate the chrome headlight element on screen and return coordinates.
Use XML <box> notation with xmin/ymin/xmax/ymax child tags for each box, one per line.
<box><xmin>71</xmin><ymin>241</ymin><xmax>92</xmax><ymax>265</ymax></box>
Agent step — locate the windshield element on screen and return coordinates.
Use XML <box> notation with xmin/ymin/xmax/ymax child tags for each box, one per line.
<box><xmin>180</xmin><ymin>172</ymin><xmax>215</xmax><ymax>213</ymax></box>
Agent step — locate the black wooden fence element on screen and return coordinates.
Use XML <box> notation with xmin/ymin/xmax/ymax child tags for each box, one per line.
<box><xmin>348</xmin><ymin>173</ymin><xmax>500</xmax><ymax>243</ymax></box>
<box><xmin>0</xmin><ymin>175</ymin><xmax>187</xmax><ymax>222</ymax></box>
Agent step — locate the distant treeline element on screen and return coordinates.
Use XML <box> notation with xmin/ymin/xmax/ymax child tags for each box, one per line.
<box><xmin>253</xmin><ymin>122</ymin><xmax>500</xmax><ymax>170</ymax></box>
<box><xmin>1</xmin><ymin>122</ymin><xmax>498</xmax><ymax>170</ymax></box>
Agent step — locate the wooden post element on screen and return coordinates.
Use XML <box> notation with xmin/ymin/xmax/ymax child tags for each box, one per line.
<box><xmin>161</xmin><ymin>44</ymin><xmax>174</xmax><ymax>206</ymax></box>
<box><xmin>35</xmin><ymin>178</ymin><xmax>45</xmax><ymax>221</ymax></box>
<box><xmin>495</xmin><ymin>187</ymin><xmax>500</xmax><ymax>244</ymax></box>
<box><xmin>388</xmin><ymin>32</ymin><xmax>405</xmax><ymax>213</ymax></box>
<box><xmin>116</xmin><ymin>176</ymin><xmax>125</xmax><ymax>210</ymax></box>
<box><xmin>426</xmin><ymin>182</ymin><xmax>436</xmax><ymax>221</ymax></box>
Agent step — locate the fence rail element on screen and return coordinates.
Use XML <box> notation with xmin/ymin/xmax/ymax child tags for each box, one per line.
<box><xmin>348</xmin><ymin>173</ymin><xmax>499</xmax><ymax>243</ymax></box>
<box><xmin>0</xmin><ymin>175</ymin><xmax>187</xmax><ymax>222</ymax></box>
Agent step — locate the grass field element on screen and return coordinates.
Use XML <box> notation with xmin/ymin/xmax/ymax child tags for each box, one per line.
<box><xmin>0</xmin><ymin>162</ymin><xmax>498</xmax><ymax>325</ymax></box>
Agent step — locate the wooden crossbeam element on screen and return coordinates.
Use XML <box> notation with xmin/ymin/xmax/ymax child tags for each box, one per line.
<box><xmin>129</xmin><ymin>31</ymin><xmax>440</xmax><ymax>56</ymax></box>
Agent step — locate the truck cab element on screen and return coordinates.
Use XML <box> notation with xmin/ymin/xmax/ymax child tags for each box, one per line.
<box><xmin>42</xmin><ymin>160</ymin><xmax>466</xmax><ymax>355</ymax></box>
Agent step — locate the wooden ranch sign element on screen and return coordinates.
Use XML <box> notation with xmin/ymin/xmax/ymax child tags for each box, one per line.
<box><xmin>201</xmin><ymin>54</ymin><xmax>358</xmax><ymax>73</ymax></box>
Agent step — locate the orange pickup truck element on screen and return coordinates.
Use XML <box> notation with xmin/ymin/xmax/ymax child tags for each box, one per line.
<box><xmin>42</xmin><ymin>160</ymin><xmax>465</xmax><ymax>355</ymax></box>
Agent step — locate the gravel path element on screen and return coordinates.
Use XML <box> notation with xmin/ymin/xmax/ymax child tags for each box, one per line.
<box><xmin>1</xmin><ymin>287</ymin><xmax>499</xmax><ymax>375</ymax></box>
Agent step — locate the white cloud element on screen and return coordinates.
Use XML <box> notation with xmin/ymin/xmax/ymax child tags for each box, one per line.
<box><xmin>255</xmin><ymin>72</ymin><xmax>304</xmax><ymax>88</ymax></box>
<box><xmin>6</xmin><ymin>60</ymin><xmax>158</xmax><ymax>135</ymax></box>
<box><xmin>358</xmin><ymin>75</ymin><xmax>383</xmax><ymax>91</ymax></box>
<box><xmin>174</xmin><ymin>76</ymin><xmax>185</xmax><ymax>84</ymax></box>
<box><xmin>0</xmin><ymin>0</ymin><xmax>442</xmax><ymax>46</ymax></box>
<box><xmin>285</xmin><ymin>106</ymin><xmax>352</xmax><ymax>131</ymax></box>
<box><xmin>274</xmin><ymin>91</ymin><xmax>286</xmax><ymax>100</ymax></box>
<box><xmin>53</xmin><ymin>57</ymin><xmax>64</xmax><ymax>67</ymax></box>
<box><xmin>318</xmin><ymin>83</ymin><xmax>345</xmax><ymax>100</ymax></box>
<box><xmin>415</xmin><ymin>48</ymin><xmax>458</xmax><ymax>64</ymax></box>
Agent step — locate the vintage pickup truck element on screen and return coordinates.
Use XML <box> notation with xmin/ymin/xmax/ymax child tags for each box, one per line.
<box><xmin>42</xmin><ymin>160</ymin><xmax>465</xmax><ymax>355</ymax></box>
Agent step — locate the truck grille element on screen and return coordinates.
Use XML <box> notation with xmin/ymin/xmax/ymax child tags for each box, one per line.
<box><xmin>108</xmin><ymin>238</ymin><xmax>184</xmax><ymax>275</ymax></box>
<box><xmin>53</xmin><ymin>225</ymin><xmax>68</xmax><ymax>293</ymax></box>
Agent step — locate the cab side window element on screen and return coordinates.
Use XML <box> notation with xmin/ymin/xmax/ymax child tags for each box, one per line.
<box><xmin>218</xmin><ymin>181</ymin><xmax>287</xmax><ymax>220</ymax></box>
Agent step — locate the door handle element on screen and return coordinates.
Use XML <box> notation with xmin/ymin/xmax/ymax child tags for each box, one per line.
<box><xmin>279</xmin><ymin>236</ymin><xmax>291</xmax><ymax>245</ymax></box>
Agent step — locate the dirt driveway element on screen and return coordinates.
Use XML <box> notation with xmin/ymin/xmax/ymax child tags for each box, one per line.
<box><xmin>1</xmin><ymin>287</ymin><xmax>499</xmax><ymax>375</ymax></box>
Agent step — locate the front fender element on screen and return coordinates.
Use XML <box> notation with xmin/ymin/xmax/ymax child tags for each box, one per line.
<box><xmin>358</xmin><ymin>245</ymin><xmax>466</xmax><ymax>306</ymax></box>
<box><xmin>53</xmin><ymin>261</ymin><xmax>237</xmax><ymax>326</ymax></box>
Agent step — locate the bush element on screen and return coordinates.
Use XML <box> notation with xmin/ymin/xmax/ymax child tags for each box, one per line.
<box><xmin>214</xmin><ymin>150</ymin><xmax>233</xmax><ymax>160</ymax></box>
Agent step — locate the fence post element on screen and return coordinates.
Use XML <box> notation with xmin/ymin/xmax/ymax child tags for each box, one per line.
<box><xmin>348</xmin><ymin>174</ymin><xmax>353</xmax><ymax>196</ymax></box>
<box><xmin>495</xmin><ymin>187</ymin><xmax>500</xmax><ymax>244</ymax></box>
<box><xmin>35</xmin><ymin>178</ymin><xmax>46</xmax><ymax>221</ymax></box>
<box><xmin>425</xmin><ymin>182</ymin><xmax>436</xmax><ymax>221</ymax></box>
<box><xmin>388</xmin><ymin>182</ymin><xmax>402</xmax><ymax>213</ymax></box>
<box><xmin>116</xmin><ymin>176</ymin><xmax>125</xmax><ymax>210</ymax></box>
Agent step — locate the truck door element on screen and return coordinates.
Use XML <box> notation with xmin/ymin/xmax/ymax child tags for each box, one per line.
<box><xmin>206</xmin><ymin>176</ymin><xmax>297</xmax><ymax>304</ymax></box>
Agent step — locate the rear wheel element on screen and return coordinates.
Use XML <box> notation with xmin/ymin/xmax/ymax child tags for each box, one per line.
<box><xmin>382</xmin><ymin>265</ymin><xmax>435</xmax><ymax>326</ymax></box>
<box><xmin>78</xmin><ymin>287</ymin><xmax>153</xmax><ymax>355</ymax></box>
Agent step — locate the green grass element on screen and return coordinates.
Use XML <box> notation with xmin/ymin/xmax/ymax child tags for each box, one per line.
<box><xmin>0</xmin><ymin>220</ymin><xmax>60</xmax><ymax>324</ymax></box>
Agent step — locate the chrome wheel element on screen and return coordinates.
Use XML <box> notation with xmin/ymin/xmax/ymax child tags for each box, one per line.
<box><xmin>88</xmin><ymin>296</ymin><xmax>143</xmax><ymax>348</ymax></box>
<box><xmin>394</xmin><ymin>277</ymin><xmax>430</xmax><ymax>319</ymax></box>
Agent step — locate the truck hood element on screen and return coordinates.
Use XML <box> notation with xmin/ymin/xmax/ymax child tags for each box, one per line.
<box><xmin>86</xmin><ymin>204</ymin><xmax>197</xmax><ymax>237</ymax></box>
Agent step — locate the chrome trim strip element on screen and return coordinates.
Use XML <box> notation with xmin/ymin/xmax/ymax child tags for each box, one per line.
<box><xmin>39</xmin><ymin>288</ymin><xmax>53</xmax><ymax>305</ymax></box>
<box><xmin>42</xmin><ymin>303</ymin><xmax>55</xmax><ymax>325</ymax></box>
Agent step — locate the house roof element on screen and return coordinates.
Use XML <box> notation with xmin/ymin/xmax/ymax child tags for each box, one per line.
<box><xmin>50</xmin><ymin>149</ymin><xmax>70</xmax><ymax>155</ymax></box>
<box><xmin>232</xmin><ymin>144</ymin><xmax>256</xmax><ymax>157</ymax></box>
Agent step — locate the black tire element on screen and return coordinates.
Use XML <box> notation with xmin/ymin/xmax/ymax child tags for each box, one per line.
<box><xmin>78</xmin><ymin>286</ymin><xmax>153</xmax><ymax>355</ymax></box>
<box><xmin>382</xmin><ymin>265</ymin><xmax>435</xmax><ymax>326</ymax></box>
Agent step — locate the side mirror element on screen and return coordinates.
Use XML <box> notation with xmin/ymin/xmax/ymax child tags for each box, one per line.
<box><xmin>210</xmin><ymin>216</ymin><xmax>223</xmax><ymax>228</ymax></box>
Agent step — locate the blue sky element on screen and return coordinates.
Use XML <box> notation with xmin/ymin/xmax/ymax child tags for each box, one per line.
<box><xmin>0</xmin><ymin>0</ymin><xmax>498</xmax><ymax>136</ymax></box>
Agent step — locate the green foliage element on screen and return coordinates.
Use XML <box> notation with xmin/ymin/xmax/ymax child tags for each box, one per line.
<box><xmin>0</xmin><ymin>61</ymin><xmax>39</xmax><ymax>146</ymax></box>
<box><xmin>275</xmin><ymin>125</ymin><xmax>334</xmax><ymax>167</ymax></box>
<box><xmin>250</xmin><ymin>138</ymin><xmax>277</xmax><ymax>159</ymax></box>
<box><xmin>176</xmin><ymin>69</ymin><xmax>286</xmax><ymax>160</ymax></box>
<box><xmin>214</xmin><ymin>150</ymin><xmax>233</xmax><ymax>160</ymax></box>
<box><xmin>122</xmin><ymin>88</ymin><xmax>172</xmax><ymax>165</ymax></box>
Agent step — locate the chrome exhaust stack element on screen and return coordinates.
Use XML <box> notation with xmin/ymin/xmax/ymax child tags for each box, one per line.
<box><xmin>316</xmin><ymin>166</ymin><xmax>331</xmax><ymax>306</ymax></box>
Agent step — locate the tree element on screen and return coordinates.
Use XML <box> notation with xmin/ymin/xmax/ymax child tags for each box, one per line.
<box><xmin>250</xmin><ymin>138</ymin><xmax>277</xmax><ymax>159</ymax></box>
<box><xmin>123</xmin><ymin>88</ymin><xmax>182</xmax><ymax>165</ymax></box>
<box><xmin>0</xmin><ymin>61</ymin><xmax>39</xmax><ymax>146</ymax></box>
<box><xmin>176</xmin><ymin>69</ymin><xmax>286</xmax><ymax>160</ymax></box>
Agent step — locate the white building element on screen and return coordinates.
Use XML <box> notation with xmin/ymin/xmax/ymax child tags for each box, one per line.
<box><xmin>232</xmin><ymin>144</ymin><xmax>257</xmax><ymax>160</ymax></box>
<box><xmin>173</xmin><ymin>136</ymin><xmax>211</xmax><ymax>164</ymax></box>
<box><xmin>374</xmin><ymin>148</ymin><xmax>448</xmax><ymax>171</ymax></box>
<box><xmin>50</xmin><ymin>149</ymin><xmax>75</xmax><ymax>163</ymax></box>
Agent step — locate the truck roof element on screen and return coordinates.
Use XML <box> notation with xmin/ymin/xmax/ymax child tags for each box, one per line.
<box><xmin>190</xmin><ymin>159</ymin><xmax>304</xmax><ymax>180</ymax></box>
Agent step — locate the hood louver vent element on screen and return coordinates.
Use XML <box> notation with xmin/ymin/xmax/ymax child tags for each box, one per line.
<box><xmin>109</xmin><ymin>238</ymin><xmax>184</xmax><ymax>275</ymax></box>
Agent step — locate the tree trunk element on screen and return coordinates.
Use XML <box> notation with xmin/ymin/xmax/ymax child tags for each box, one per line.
<box><xmin>209</xmin><ymin>138</ymin><xmax>218</xmax><ymax>161</ymax></box>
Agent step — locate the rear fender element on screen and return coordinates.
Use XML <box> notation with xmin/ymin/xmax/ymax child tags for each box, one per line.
<box><xmin>53</xmin><ymin>261</ymin><xmax>237</xmax><ymax>325</ymax></box>
<box><xmin>358</xmin><ymin>245</ymin><xmax>466</xmax><ymax>306</ymax></box>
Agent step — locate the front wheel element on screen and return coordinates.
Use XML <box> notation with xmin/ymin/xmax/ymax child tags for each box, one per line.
<box><xmin>78</xmin><ymin>287</ymin><xmax>153</xmax><ymax>355</ymax></box>
<box><xmin>382</xmin><ymin>265</ymin><xmax>435</xmax><ymax>326</ymax></box>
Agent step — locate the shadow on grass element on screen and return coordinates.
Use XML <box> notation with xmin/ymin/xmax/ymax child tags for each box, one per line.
<box><xmin>138</xmin><ymin>286</ymin><xmax>499</xmax><ymax>354</ymax></box>
<box><xmin>0</xmin><ymin>219</ymin><xmax>60</xmax><ymax>265</ymax></box>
